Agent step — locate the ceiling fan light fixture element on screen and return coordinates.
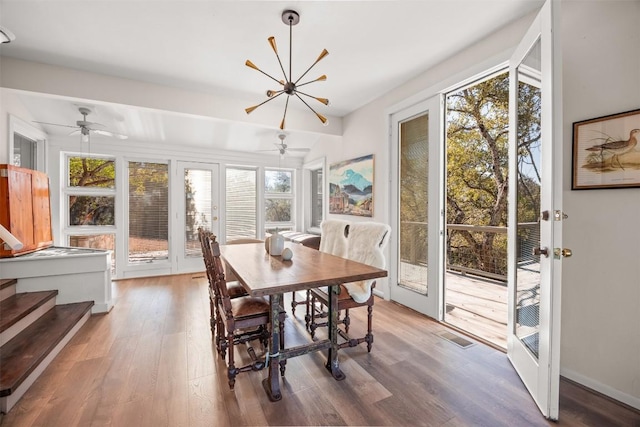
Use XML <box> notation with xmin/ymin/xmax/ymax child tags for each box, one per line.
<box><xmin>0</xmin><ymin>26</ymin><xmax>15</xmax><ymax>44</ymax></box>
<box><xmin>245</xmin><ymin>9</ymin><xmax>329</xmax><ymax>130</ymax></box>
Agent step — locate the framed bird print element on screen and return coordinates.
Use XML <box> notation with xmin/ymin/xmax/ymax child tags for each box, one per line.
<box><xmin>572</xmin><ymin>108</ymin><xmax>640</xmax><ymax>189</ymax></box>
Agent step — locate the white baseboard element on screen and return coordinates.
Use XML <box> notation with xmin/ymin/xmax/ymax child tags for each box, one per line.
<box><xmin>561</xmin><ymin>367</ymin><xmax>640</xmax><ymax>410</ymax></box>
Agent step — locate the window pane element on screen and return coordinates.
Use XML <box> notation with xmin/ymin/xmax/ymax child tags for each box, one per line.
<box><xmin>226</xmin><ymin>168</ymin><xmax>257</xmax><ymax>240</ymax></box>
<box><xmin>265</xmin><ymin>198</ymin><xmax>292</xmax><ymax>222</ymax></box>
<box><xmin>69</xmin><ymin>157</ymin><xmax>115</xmax><ymax>188</ymax></box>
<box><xmin>69</xmin><ymin>234</ymin><xmax>116</xmax><ymax>275</ymax></box>
<box><xmin>128</xmin><ymin>162</ymin><xmax>169</xmax><ymax>263</ymax></box>
<box><xmin>14</xmin><ymin>133</ymin><xmax>37</xmax><ymax>169</ymax></box>
<box><xmin>69</xmin><ymin>195</ymin><xmax>115</xmax><ymax>225</ymax></box>
<box><xmin>399</xmin><ymin>113</ymin><xmax>429</xmax><ymax>295</ymax></box>
<box><xmin>185</xmin><ymin>168</ymin><xmax>212</xmax><ymax>258</ymax></box>
<box><xmin>311</xmin><ymin>168</ymin><xmax>323</xmax><ymax>227</ymax></box>
<box><xmin>265</xmin><ymin>170</ymin><xmax>292</xmax><ymax>193</ymax></box>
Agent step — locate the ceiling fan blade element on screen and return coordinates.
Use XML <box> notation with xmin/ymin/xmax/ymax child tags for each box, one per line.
<box><xmin>288</xmin><ymin>148</ymin><xmax>311</xmax><ymax>152</ymax></box>
<box><xmin>93</xmin><ymin>129</ymin><xmax>129</xmax><ymax>139</ymax></box>
<box><xmin>69</xmin><ymin>129</ymin><xmax>80</xmax><ymax>136</ymax></box>
<box><xmin>33</xmin><ymin>121</ymin><xmax>79</xmax><ymax>129</ymax></box>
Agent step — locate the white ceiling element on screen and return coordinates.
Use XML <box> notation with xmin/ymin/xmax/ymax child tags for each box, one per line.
<box><xmin>0</xmin><ymin>0</ymin><xmax>544</xmax><ymax>156</ymax></box>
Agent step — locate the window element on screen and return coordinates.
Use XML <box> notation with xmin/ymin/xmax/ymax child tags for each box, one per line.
<box><xmin>128</xmin><ymin>161</ymin><xmax>169</xmax><ymax>263</ymax></box>
<box><xmin>64</xmin><ymin>155</ymin><xmax>117</xmax><ymax>272</ymax></box>
<box><xmin>13</xmin><ymin>134</ymin><xmax>37</xmax><ymax>169</ymax></box>
<box><xmin>226</xmin><ymin>167</ymin><xmax>257</xmax><ymax>240</ymax></box>
<box><xmin>9</xmin><ymin>115</ymin><xmax>47</xmax><ymax>172</ymax></box>
<box><xmin>310</xmin><ymin>168</ymin><xmax>323</xmax><ymax>228</ymax></box>
<box><xmin>265</xmin><ymin>169</ymin><xmax>294</xmax><ymax>233</ymax></box>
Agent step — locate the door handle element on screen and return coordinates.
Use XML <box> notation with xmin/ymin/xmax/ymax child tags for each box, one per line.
<box><xmin>554</xmin><ymin>248</ymin><xmax>572</xmax><ymax>259</ymax></box>
<box><xmin>533</xmin><ymin>247</ymin><xmax>549</xmax><ymax>258</ymax></box>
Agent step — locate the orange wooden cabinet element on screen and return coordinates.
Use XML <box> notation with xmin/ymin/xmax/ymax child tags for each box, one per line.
<box><xmin>0</xmin><ymin>164</ymin><xmax>53</xmax><ymax>257</ymax></box>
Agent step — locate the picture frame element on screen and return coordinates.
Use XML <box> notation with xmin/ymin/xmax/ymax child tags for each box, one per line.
<box><xmin>329</xmin><ymin>154</ymin><xmax>374</xmax><ymax>217</ymax></box>
<box><xmin>572</xmin><ymin>108</ymin><xmax>640</xmax><ymax>189</ymax></box>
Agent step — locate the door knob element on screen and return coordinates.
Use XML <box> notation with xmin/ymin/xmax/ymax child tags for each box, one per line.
<box><xmin>554</xmin><ymin>248</ymin><xmax>572</xmax><ymax>259</ymax></box>
<box><xmin>533</xmin><ymin>247</ymin><xmax>549</xmax><ymax>258</ymax></box>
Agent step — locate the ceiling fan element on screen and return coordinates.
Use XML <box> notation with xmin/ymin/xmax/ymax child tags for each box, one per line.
<box><xmin>34</xmin><ymin>107</ymin><xmax>128</xmax><ymax>142</ymax></box>
<box><xmin>261</xmin><ymin>133</ymin><xmax>310</xmax><ymax>157</ymax></box>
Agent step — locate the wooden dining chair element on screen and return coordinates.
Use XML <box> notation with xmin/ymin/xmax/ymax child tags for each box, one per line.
<box><xmin>302</xmin><ymin>219</ymin><xmax>349</xmax><ymax>325</ymax></box>
<box><xmin>197</xmin><ymin>228</ymin><xmax>248</xmax><ymax>349</ymax></box>
<box><xmin>307</xmin><ymin>222</ymin><xmax>390</xmax><ymax>352</ymax></box>
<box><xmin>208</xmin><ymin>235</ymin><xmax>286</xmax><ymax>390</ymax></box>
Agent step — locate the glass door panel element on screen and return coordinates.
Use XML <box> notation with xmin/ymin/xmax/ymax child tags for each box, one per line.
<box><xmin>515</xmin><ymin>39</ymin><xmax>543</xmax><ymax>358</ymax></box>
<box><xmin>399</xmin><ymin>113</ymin><xmax>429</xmax><ymax>295</ymax></box>
<box><xmin>177</xmin><ymin>162</ymin><xmax>219</xmax><ymax>272</ymax></box>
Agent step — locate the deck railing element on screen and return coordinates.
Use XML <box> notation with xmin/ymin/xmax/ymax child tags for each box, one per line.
<box><xmin>400</xmin><ymin>221</ymin><xmax>539</xmax><ymax>283</ymax></box>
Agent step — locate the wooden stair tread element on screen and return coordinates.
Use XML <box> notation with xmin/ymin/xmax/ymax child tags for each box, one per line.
<box><xmin>0</xmin><ymin>280</ymin><xmax>17</xmax><ymax>291</ymax></box>
<box><xmin>0</xmin><ymin>301</ymin><xmax>93</xmax><ymax>397</ymax></box>
<box><xmin>0</xmin><ymin>291</ymin><xmax>59</xmax><ymax>334</ymax></box>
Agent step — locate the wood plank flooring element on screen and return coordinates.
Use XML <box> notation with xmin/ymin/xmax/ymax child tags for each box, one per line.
<box><xmin>2</xmin><ymin>274</ymin><xmax>639</xmax><ymax>426</ymax></box>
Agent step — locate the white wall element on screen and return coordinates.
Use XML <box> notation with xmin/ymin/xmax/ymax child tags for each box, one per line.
<box><xmin>560</xmin><ymin>0</ymin><xmax>640</xmax><ymax>409</ymax></box>
<box><xmin>0</xmin><ymin>89</ymin><xmax>44</xmax><ymax>163</ymax></box>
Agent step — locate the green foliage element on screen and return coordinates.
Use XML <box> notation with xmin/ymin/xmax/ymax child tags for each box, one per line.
<box><xmin>445</xmin><ymin>73</ymin><xmax>541</xmax><ymax>276</ymax></box>
<box><xmin>68</xmin><ymin>157</ymin><xmax>116</xmax><ymax>226</ymax></box>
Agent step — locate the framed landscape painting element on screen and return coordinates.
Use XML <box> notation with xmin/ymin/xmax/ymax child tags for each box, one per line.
<box><xmin>572</xmin><ymin>109</ymin><xmax>640</xmax><ymax>189</ymax></box>
<box><xmin>329</xmin><ymin>154</ymin><xmax>374</xmax><ymax>217</ymax></box>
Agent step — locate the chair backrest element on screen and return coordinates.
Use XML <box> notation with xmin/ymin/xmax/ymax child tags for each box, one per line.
<box><xmin>319</xmin><ymin>219</ymin><xmax>349</xmax><ymax>258</ymax></box>
<box><xmin>343</xmin><ymin>221</ymin><xmax>391</xmax><ymax>303</ymax></box>
<box><xmin>198</xmin><ymin>227</ymin><xmax>216</xmax><ymax>285</ymax></box>
<box><xmin>209</xmin><ymin>237</ymin><xmax>236</xmax><ymax>316</ymax></box>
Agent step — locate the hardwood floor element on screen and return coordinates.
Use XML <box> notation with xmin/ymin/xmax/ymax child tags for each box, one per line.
<box><xmin>2</xmin><ymin>274</ymin><xmax>638</xmax><ymax>426</ymax></box>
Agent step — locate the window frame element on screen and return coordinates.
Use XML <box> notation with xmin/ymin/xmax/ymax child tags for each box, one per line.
<box><xmin>302</xmin><ymin>157</ymin><xmax>326</xmax><ymax>233</ymax></box>
<box><xmin>264</xmin><ymin>167</ymin><xmax>296</xmax><ymax>233</ymax></box>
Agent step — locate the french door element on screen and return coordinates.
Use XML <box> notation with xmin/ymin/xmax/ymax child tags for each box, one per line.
<box><xmin>507</xmin><ymin>0</ymin><xmax>563</xmax><ymax>420</ymax></box>
<box><xmin>390</xmin><ymin>96</ymin><xmax>443</xmax><ymax>319</ymax></box>
<box><xmin>175</xmin><ymin>161</ymin><xmax>220</xmax><ymax>273</ymax></box>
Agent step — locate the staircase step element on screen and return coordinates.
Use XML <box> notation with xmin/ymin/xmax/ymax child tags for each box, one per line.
<box><xmin>0</xmin><ymin>280</ymin><xmax>17</xmax><ymax>303</ymax></box>
<box><xmin>0</xmin><ymin>291</ymin><xmax>58</xmax><ymax>345</ymax></box>
<box><xmin>0</xmin><ymin>301</ymin><xmax>93</xmax><ymax>412</ymax></box>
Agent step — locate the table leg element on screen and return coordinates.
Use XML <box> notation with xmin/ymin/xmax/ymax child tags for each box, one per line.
<box><xmin>262</xmin><ymin>292</ymin><xmax>283</xmax><ymax>401</ymax></box>
<box><xmin>325</xmin><ymin>284</ymin><xmax>346</xmax><ymax>381</ymax></box>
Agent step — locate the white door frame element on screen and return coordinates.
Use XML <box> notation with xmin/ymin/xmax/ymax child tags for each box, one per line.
<box><xmin>389</xmin><ymin>95</ymin><xmax>443</xmax><ymax>319</ymax></box>
<box><xmin>174</xmin><ymin>161</ymin><xmax>220</xmax><ymax>273</ymax></box>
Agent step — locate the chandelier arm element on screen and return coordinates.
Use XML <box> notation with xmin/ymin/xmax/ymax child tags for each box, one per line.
<box><xmin>268</xmin><ymin>37</ymin><xmax>289</xmax><ymax>82</ymax></box>
<box><xmin>248</xmin><ymin>62</ymin><xmax>285</xmax><ymax>86</ymax></box>
<box><xmin>296</xmin><ymin>77</ymin><xmax>326</xmax><ymax>88</ymax></box>
<box><xmin>280</xmin><ymin>97</ymin><xmax>290</xmax><ymax>130</ymax></box>
<box><xmin>245</xmin><ymin>91</ymin><xmax>286</xmax><ymax>114</ymax></box>
<box><xmin>295</xmin><ymin>93</ymin><xmax>328</xmax><ymax>124</ymax></box>
<box><xmin>294</xmin><ymin>50</ymin><xmax>328</xmax><ymax>85</ymax></box>
<box><xmin>295</xmin><ymin>89</ymin><xmax>329</xmax><ymax>105</ymax></box>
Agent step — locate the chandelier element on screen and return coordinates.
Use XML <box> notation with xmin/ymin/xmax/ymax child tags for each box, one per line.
<box><xmin>245</xmin><ymin>10</ymin><xmax>329</xmax><ymax>130</ymax></box>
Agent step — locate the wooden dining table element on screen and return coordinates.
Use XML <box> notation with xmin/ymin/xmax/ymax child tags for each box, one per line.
<box><xmin>220</xmin><ymin>242</ymin><xmax>388</xmax><ymax>401</ymax></box>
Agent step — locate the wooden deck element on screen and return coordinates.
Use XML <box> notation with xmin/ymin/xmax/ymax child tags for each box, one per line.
<box><xmin>400</xmin><ymin>262</ymin><xmax>541</xmax><ymax>349</ymax></box>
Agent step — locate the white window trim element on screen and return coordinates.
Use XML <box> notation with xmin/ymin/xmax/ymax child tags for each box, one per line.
<box><xmin>302</xmin><ymin>157</ymin><xmax>326</xmax><ymax>234</ymax></box>
<box><xmin>8</xmin><ymin>114</ymin><xmax>48</xmax><ymax>173</ymax></box>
